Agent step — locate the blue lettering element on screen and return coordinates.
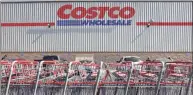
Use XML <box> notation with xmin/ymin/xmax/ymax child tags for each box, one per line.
<box><xmin>127</xmin><ymin>20</ymin><xmax>132</xmax><ymax>25</ymax></box>
<box><xmin>57</xmin><ymin>20</ymin><xmax>132</xmax><ymax>26</ymax></box>
<box><xmin>101</xmin><ymin>20</ymin><xmax>107</xmax><ymax>25</ymax></box>
<box><xmin>96</xmin><ymin>20</ymin><xmax>102</xmax><ymax>25</ymax></box>
<box><xmin>107</xmin><ymin>20</ymin><xmax>116</xmax><ymax>25</ymax></box>
<box><xmin>112</xmin><ymin>20</ymin><xmax>117</xmax><ymax>25</ymax></box>
<box><xmin>81</xmin><ymin>20</ymin><xmax>89</xmax><ymax>25</ymax></box>
<box><xmin>88</xmin><ymin>20</ymin><xmax>95</xmax><ymax>25</ymax></box>
<box><xmin>106</xmin><ymin>20</ymin><xmax>112</xmax><ymax>25</ymax></box>
<box><xmin>116</xmin><ymin>20</ymin><xmax>123</xmax><ymax>25</ymax></box>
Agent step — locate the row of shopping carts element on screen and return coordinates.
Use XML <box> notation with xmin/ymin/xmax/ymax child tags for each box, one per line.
<box><xmin>0</xmin><ymin>60</ymin><xmax>192</xmax><ymax>95</ymax></box>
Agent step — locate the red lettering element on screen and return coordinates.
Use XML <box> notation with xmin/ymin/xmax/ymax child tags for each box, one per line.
<box><xmin>108</xmin><ymin>7</ymin><xmax>120</xmax><ymax>18</ymax></box>
<box><xmin>57</xmin><ymin>4</ymin><xmax>72</xmax><ymax>19</ymax></box>
<box><xmin>97</xmin><ymin>7</ymin><xmax>110</xmax><ymax>19</ymax></box>
<box><xmin>119</xmin><ymin>7</ymin><xmax>135</xmax><ymax>19</ymax></box>
<box><xmin>57</xmin><ymin>5</ymin><xmax>135</xmax><ymax>19</ymax></box>
<box><xmin>86</xmin><ymin>7</ymin><xmax>98</xmax><ymax>19</ymax></box>
<box><xmin>71</xmin><ymin>7</ymin><xmax>87</xmax><ymax>19</ymax></box>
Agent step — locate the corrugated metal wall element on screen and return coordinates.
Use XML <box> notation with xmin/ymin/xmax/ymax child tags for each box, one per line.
<box><xmin>2</xmin><ymin>0</ymin><xmax>193</xmax><ymax>2</ymax></box>
<box><xmin>1</xmin><ymin>2</ymin><xmax>192</xmax><ymax>52</ymax></box>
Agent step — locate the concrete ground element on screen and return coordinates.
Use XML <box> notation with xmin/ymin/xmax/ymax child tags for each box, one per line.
<box><xmin>1</xmin><ymin>52</ymin><xmax>192</xmax><ymax>63</ymax></box>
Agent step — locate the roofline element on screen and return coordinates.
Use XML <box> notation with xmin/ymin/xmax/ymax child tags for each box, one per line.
<box><xmin>1</xmin><ymin>0</ymin><xmax>192</xmax><ymax>3</ymax></box>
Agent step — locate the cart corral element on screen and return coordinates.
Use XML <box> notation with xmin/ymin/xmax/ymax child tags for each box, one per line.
<box><xmin>0</xmin><ymin>60</ymin><xmax>192</xmax><ymax>95</ymax></box>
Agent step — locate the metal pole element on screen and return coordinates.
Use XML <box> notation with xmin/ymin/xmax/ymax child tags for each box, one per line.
<box><xmin>185</xmin><ymin>64</ymin><xmax>193</xmax><ymax>95</ymax></box>
<box><xmin>0</xmin><ymin>63</ymin><xmax>1</xmax><ymax>94</ymax></box>
<box><xmin>93</xmin><ymin>61</ymin><xmax>103</xmax><ymax>95</ymax></box>
<box><xmin>5</xmin><ymin>61</ymin><xmax>17</xmax><ymax>95</ymax></box>
<box><xmin>178</xmin><ymin>81</ymin><xmax>184</xmax><ymax>95</ymax></box>
<box><xmin>155</xmin><ymin>62</ymin><xmax>165</xmax><ymax>95</ymax></box>
<box><xmin>62</xmin><ymin>62</ymin><xmax>72</xmax><ymax>95</ymax></box>
<box><xmin>124</xmin><ymin>62</ymin><xmax>134</xmax><ymax>95</ymax></box>
<box><xmin>33</xmin><ymin>61</ymin><xmax>43</xmax><ymax>95</ymax></box>
<box><xmin>0</xmin><ymin>2</ymin><xmax>2</xmax><ymax>94</ymax></box>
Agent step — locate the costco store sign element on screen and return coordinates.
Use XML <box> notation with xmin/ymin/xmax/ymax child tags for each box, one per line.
<box><xmin>57</xmin><ymin>4</ymin><xmax>135</xmax><ymax>26</ymax></box>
